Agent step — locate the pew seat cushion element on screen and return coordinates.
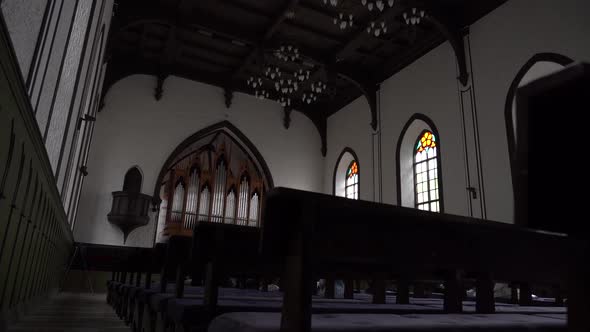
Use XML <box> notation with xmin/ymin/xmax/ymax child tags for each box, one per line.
<box><xmin>167</xmin><ymin>298</ymin><xmax>440</xmax><ymax>326</ymax></box>
<box><xmin>208</xmin><ymin>312</ymin><xmax>566</xmax><ymax>332</ymax></box>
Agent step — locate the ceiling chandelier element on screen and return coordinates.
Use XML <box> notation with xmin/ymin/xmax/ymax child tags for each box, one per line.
<box><xmin>360</xmin><ymin>0</ymin><xmax>395</xmax><ymax>12</ymax></box>
<box><xmin>322</xmin><ymin>0</ymin><xmax>355</xmax><ymax>30</ymax></box>
<box><xmin>366</xmin><ymin>20</ymin><xmax>387</xmax><ymax>36</ymax></box>
<box><xmin>274</xmin><ymin>44</ymin><xmax>300</xmax><ymax>62</ymax></box>
<box><xmin>245</xmin><ymin>45</ymin><xmax>328</xmax><ymax>107</ymax></box>
<box><xmin>334</xmin><ymin>13</ymin><xmax>354</xmax><ymax>30</ymax></box>
<box><xmin>302</xmin><ymin>92</ymin><xmax>318</xmax><ymax>104</ymax></box>
<box><xmin>403</xmin><ymin>7</ymin><xmax>425</xmax><ymax>26</ymax></box>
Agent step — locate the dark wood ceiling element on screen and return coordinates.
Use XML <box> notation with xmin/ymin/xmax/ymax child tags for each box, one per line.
<box><xmin>102</xmin><ymin>0</ymin><xmax>506</xmax><ymax>155</ymax></box>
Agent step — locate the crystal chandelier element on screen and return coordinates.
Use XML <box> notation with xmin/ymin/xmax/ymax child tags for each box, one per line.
<box><xmin>296</xmin><ymin>69</ymin><xmax>311</xmax><ymax>82</ymax></box>
<box><xmin>323</xmin><ymin>0</ymin><xmax>354</xmax><ymax>31</ymax></box>
<box><xmin>247</xmin><ymin>76</ymin><xmax>271</xmax><ymax>100</ymax></box>
<box><xmin>403</xmin><ymin>7</ymin><xmax>425</xmax><ymax>26</ymax></box>
<box><xmin>264</xmin><ymin>66</ymin><xmax>282</xmax><ymax>80</ymax></box>
<box><xmin>279</xmin><ymin>95</ymin><xmax>292</xmax><ymax>107</ymax></box>
<box><xmin>302</xmin><ymin>92</ymin><xmax>318</xmax><ymax>104</ymax></box>
<box><xmin>255</xmin><ymin>89</ymin><xmax>270</xmax><ymax>100</ymax></box>
<box><xmin>366</xmin><ymin>21</ymin><xmax>387</xmax><ymax>36</ymax></box>
<box><xmin>275</xmin><ymin>77</ymin><xmax>299</xmax><ymax>95</ymax></box>
<box><xmin>360</xmin><ymin>0</ymin><xmax>394</xmax><ymax>12</ymax></box>
<box><xmin>310</xmin><ymin>81</ymin><xmax>328</xmax><ymax>94</ymax></box>
<box><xmin>334</xmin><ymin>13</ymin><xmax>354</xmax><ymax>30</ymax></box>
<box><xmin>246</xmin><ymin>76</ymin><xmax>263</xmax><ymax>89</ymax></box>
<box><xmin>274</xmin><ymin>44</ymin><xmax>300</xmax><ymax>62</ymax></box>
<box><xmin>245</xmin><ymin>47</ymin><xmax>325</xmax><ymax>107</ymax></box>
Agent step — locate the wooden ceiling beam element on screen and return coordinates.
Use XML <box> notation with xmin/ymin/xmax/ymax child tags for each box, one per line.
<box><xmin>181</xmin><ymin>38</ymin><xmax>244</xmax><ymax>61</ymax></box>
<box><xmin>223</xmin><ymin>0</ymin><xmax>344</xmax><ymax>44</ymax></box>
<box><xmin>230</xmin><ymin>0</ymin><xmax>301</xmax><ymax>81</ymax></box>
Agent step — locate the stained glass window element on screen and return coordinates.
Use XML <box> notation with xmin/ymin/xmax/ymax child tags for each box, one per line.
<box><xmin>345</xmin><ymin>160</ymin><xmax>359</xmax><ymax>200</ymax></box>
<box><xmin>414</xmin><ymin>131</ymin><xmax>441</xmax><ymax>212</ymax></box>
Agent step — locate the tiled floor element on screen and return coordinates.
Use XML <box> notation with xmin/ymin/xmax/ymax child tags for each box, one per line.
<box><xmin>7</xmin><ymin>293</ymin><xmax>128</xmax><ymax>332</ymax></box>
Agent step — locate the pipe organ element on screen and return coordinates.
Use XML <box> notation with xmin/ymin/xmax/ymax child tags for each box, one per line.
<box><xmin>161</xmin><ymin>134</ymin><xmax>268</xmax><ymax>238</ymax></box>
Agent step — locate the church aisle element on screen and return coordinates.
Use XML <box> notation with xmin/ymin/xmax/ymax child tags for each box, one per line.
<box><xmin>7</xmin><ymin>293</ymin><xmax>128</xmax><ymax>332</ymax></box>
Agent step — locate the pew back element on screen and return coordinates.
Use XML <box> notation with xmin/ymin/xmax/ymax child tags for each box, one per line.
<box><xmin>261</xmin><ymin>187</ymin><xmax>576</xmax><ymax>284</ymax></box>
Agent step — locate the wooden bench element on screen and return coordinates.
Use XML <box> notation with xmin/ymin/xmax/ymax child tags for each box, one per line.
<box><xmin>252</xmin><ymin>187</ymin><xmax>582</xmax><ymax>332</ymax></box>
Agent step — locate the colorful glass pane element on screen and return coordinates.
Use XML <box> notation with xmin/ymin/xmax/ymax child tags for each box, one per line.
<box><xmin>416</xmin><ymin>131</ymin><xmax>437</xmax><ymax>153</ymax></box>
<box><xmin>347</xmin><ymin>161</ymin><xmax>358</xmax><ymax>178</ymax></box>
<box><xmin>414</xmin><ymin>130</ymin><xmax>440</xmax><ymax>213</ymax></box>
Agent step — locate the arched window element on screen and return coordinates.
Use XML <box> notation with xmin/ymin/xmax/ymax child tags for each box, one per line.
<box><xmin>333</xmin><ymin>148</ymin><xmax>360</xmax><ymax>199</ymax></box>
<box><xmin>345</xmin><ymin>161</ymin><xmax>359</xmax><ymax>200</ymax></box>
<box><xmin>414</xmin><ymin>130</ymin><xmax>440</xmax><ymax>212</ymax></box>
<box><xmin>123</xmin><ymin>167</ymin><xmax>142</xmax><ymax>193</ymax></box>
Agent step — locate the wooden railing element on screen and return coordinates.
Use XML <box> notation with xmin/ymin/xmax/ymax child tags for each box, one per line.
<box><xmin>0</xmin><ymin>14</ymin><xmax>74</xmax><ymax>317</ymax></box>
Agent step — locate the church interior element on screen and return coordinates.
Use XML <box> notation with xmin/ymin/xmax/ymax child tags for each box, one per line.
<box><xmin>0</xmin><ymin>0</ymin><xmax>589</xmax><ymax>331</ymax></box>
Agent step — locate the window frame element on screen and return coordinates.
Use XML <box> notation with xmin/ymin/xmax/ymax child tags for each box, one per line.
<box><xmin>345</xmin><ymin>160</ymin><xmax>359</xmax><ymax>200</ymax></box>
<box><xmin>413</xmin><ymin>130</ymin><xmax>442</xmax><ymax>212</ymax></box>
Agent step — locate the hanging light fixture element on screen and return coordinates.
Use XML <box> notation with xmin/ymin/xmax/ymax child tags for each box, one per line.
<box><xmin>279</xmin><ymin>95</ymin><xmax>292</xmax><ymax>107</ymax></box>
<box><xmin>302</xmin><ymin>92</ymin><xmax>318</xmax><ymax>104</ymax></box>
<box><xmin>403</xmin><ymin>7</ymin><xmax>425</xmax><ymax>26</ymax></box>
<box><xmin>274</xmin><ymin>44</ymin><xmax>300</xmax><ymax>63</ymax></box>
<box><xmin>296</xmin><ymin>69</ymin><xmax>311</xmax><ymax>82</ymax></box>
<box><xmin>366</xmin><ymin>20</ymin><xmax>388</xmax><ymax>37</ymax></box>
<box><xmin>360</xmin><ymin>0</ymin><xmax>395</xmax><ymax>12</ymax></box>
<box><xmin>333</xmin><ymin>12</ymin><xmax>354</xmax><ymax>30</ymax></box>
<box><xmin>311</xmin><ymin>81</ymin><xmax>328</xmax><ymax>94</ymax></box>
<box><xmin>323</xmin><ymin>0</ymin><xmax>355</xmax><ymax>31</ymax></box>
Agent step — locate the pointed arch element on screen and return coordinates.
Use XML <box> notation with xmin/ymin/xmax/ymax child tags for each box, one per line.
<box><xmin>413</xmin><ymin>130</ymin><xmax>441</xmax><ymax>212</ymax></box>
<box><xmin>123</xmin><ymin>166</ymin><xmax>143</xmax><ymax>193</ymax></box>
<box><xmin>332</xmin><ymin>147</ymin><xmax>360</xmax><ymax>198</ymax></box>
<box><xmin>153</xmin><ymin>121</ymin><xmax>274</xmax><ymax>202</ymax></box>
<box><xmin>396</xmin><ymin>113</ymin><xmax>444</xmax><ymax>212</ymax></box>
<box><xmin>154</xmin><ymin>121</ymin><xmax>273</xmax><ymax>239</ymax></box>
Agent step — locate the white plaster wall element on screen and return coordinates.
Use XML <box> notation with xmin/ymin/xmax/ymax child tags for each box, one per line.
<box><xmin>323</xmin><ymin>97</ymin><xmax>373</xmax><ymax>201</ymax></box>
<box><xmin>380</xmin><ymin>43</ymin><xmax>466</xmax><ymax>216</ymax></box>
<box><xmin>325</xmin><ymin>42</ymin><xmax>467</xmax><ymax>217</ymax></box>
<box><xmin>324</xmin><ymin>0</ymin><xmax>590</xmax><ymax>223</ymax></box>
<box><xmin>74</xmin><ymin>75</ymin><xmax>324</xmax><ymax>247</ymax></box>
<box><xmin>1</xmin><ymin>0</ymin><xmax>48</xmax><ymax>78</ymax></box>
<box><xmin>469</xmin><ymin>0</ymin><xmax>590</xmax><ymax>223</ymax></box>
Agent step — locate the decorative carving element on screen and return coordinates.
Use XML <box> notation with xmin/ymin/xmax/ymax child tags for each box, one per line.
<box><xmin>283</xmin><ymin>106</ymin><xmax>292</xmax><ymax>129</ymax></box>
<box><xmin>425</xmin><ymin>10</ymin><xmax>469</xmax><ymax>86</ymax></box>
<box><xmin>224</xmin><ymin>88</ymin><xmax>233</xmax><ymax>108</ymax></box>
<box><xmin>155</xmin><ymin>74</ymin><xmax>167</xmax><ymax>101</ymax></box>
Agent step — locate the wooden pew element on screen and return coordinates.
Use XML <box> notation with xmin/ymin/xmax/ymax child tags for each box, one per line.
<box><xmin>165</xmin><ymin>222</ymin><xmax>449</xmax><ymax>332</ymax></box>
<box><xmin>149</xmin><ymin>224</ymin><xmax>270</xmax><ymax>332</ymax></box>
<box><xmin>252</xmin><ymin>187</ymin><xmax>581</xmax><ymax>332</ymax></box>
